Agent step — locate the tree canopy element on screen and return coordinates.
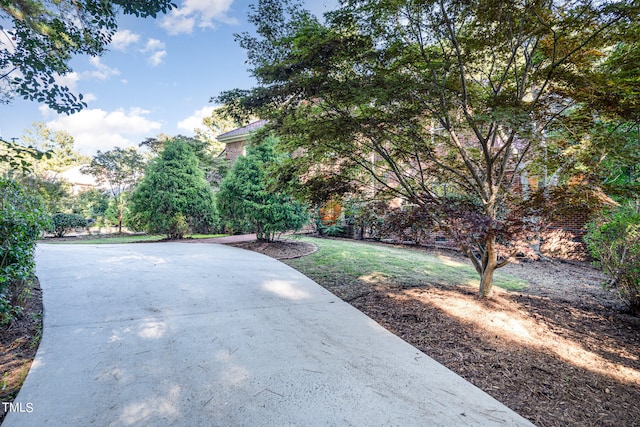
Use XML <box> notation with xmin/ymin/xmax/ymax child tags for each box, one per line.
<box><xmin>0</xmin><ymin>0</ymin><xmax>175</xmax><ymax>113</ymax></box>
<box><xmin>218</xmin><ymin>0</ymin><xmax>639</xmax><ymax>297</ymax></box>
<box><xmin>82</xmin><ymin>147</ymin><xmax>146</xmax><ymax>233</ymax></box>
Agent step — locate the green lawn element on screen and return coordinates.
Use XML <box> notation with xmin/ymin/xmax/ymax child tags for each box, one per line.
<box><xmin>39</xmin><ymin>233</ymin><xmax>227</xmax><ymax>245</ymax></box>
<box><xmin>285</xmin><ymin>236</ymin><xmax>528</xmax><ymax>292</ymax></box>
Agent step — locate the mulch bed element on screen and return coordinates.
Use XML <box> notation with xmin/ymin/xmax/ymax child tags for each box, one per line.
<box><xmin>349</xmin><ymin>287</ymin><xmax>640</xmax><ymax>427</ymax></box>
<box><xmin>225</xmin><ymin>239</ymin><xmax>317</xmax><ymax>259</ymax></box>
<box><xmin>0</xmin><ymin>280</ymin><xmax>42</xmax><ymax>424</ymax></box>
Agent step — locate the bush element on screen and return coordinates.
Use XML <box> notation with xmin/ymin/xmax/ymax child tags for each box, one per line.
<box><xmin>585</xmin><ymin>205</ymin><xmax>640</xmax><ymax>313</ymax></box>
<box><xmin>50</xmin><ymin>213</ymin><xmax>88</xmax><ymax>237</ymax></box>
<box><xmin>0</xmin><ymin>179</ymin><xmax>49</xmax><ymax>323</ymax></box>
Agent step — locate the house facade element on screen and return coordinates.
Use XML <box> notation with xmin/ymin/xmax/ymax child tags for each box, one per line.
<box><xmin>217</xmin><ymin>120</ymin><xmax>268</xmax><ymax>164</ymax></box>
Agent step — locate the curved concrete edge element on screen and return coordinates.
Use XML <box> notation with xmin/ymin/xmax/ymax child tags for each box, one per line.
<box><xmin>3</xmin><ymin>243</ymin><xmax>535</xmax><ymax>426</ymax></box>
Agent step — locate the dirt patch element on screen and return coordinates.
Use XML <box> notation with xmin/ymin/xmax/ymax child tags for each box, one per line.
<box><xmin>0</xmin><ymin>280</ymin><xmax>42</xmax><ymax>423</ymax></box>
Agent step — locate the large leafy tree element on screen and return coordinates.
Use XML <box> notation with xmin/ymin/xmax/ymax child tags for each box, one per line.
<box><xmin>82</xmin><ymin>147</ymin><xmax>145</xmax><ymax>233</ymax></box>
<box><xmin>194</xmin><ymin>107</ymin><xmax>241</xmax><ymax>155</ymax></box>
<box><xmin>129</xmin><ymin>139</ymin><xmax>218</xmax><ymax>239</ymax></box>
<box><xmin>18</xmin><ymin>121</ymin><xmax>88</xmax><ymax>173</ymax></box>
<box><xmin>219</xmin><ymin>0</ymin><xmax>638</xmax><ymax>297</ymax></box>
<box><xmin>0</xmin><ymin>0</ymin><xmax>175</xmax><ymax>113</ymax></box>
<box><xmin>218</xmin><ymin>134</ymin><xmax>309</xmax><ymax>242</ymax></box>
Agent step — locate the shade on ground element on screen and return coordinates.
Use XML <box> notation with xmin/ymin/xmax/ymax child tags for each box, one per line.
<box><xmin>4</xmin><ymin>243</ymin><xmax>534</xmax><ymax>426</ymax></box>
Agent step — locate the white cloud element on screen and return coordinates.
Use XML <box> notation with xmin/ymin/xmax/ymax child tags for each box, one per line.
<box><xmin>50</xmin><ymin>59</ymin><xmax>118</xmax><ymax>97</ymax></box>
<box><xmin>39</xmin><ymin>104</ymin><xmax>53</xmax><ymax>119</ymax></box>
<box><xmin>82</xmin><ymin>93</ymin><xmax>97</xmax><ymax>103</ymax></box>
<box><xmin>55</xmin><ymin>71</ymin><xmax>80</xmax><ymax>92</ymax></box>
<box><xmin>46</xmin><ymin>108</ymin><xmax>162</xmax><ymax>154</ymax></box>
<box><xmin>111</xmin><ymin>30</ymin><xmax>141</xmax><ymax>51</ymax></box>
<box><xmin>111</xmin><ymin>31</ymin><xmax>167</xmax><ymax>67</ymax></box>
<box><xmin>160</xmin><ymin>0</ymin><xmax>237</xmax><ymax>35</ymax></box>
<box><xmin>141</xmin><ymin>38</ymin><xmax>167</xmax><ymax>67</ymax></box>
<box><xmin>85</xmin><ymin>57</ymin><xmax>120</xmax><ymax>80</ymax></box>
<box><xmin>177</xmin><ymin>106</ymin><xmax>216</xmax><ymax>134</ymax></box>
<box><xmin>143</xmin><ymin>38</ymin><xmax>166</xmax><ymax>52</ymax></box>
<box><xmin>148</xmin><ymin>50</ymin><xmax>167</xmax><ymax>67</ymax></box>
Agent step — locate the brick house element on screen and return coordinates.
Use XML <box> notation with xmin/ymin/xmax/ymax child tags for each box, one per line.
<box><xmin>217</xmin><ymin>120</ymin><xmax>268</xmax><ymax>164</ymax></box>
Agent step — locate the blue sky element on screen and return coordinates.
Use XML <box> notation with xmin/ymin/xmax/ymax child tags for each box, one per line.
<box><xmin>1</xmin><ymin>0</ymin><xmax>338</xmax><ymax>155</ymax></box>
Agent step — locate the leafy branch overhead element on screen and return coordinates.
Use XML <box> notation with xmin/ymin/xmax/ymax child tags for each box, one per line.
<box><xmin>0</xmin><ymin>0</ymin><xmax>176</xmax><ymax>114</ymax></box>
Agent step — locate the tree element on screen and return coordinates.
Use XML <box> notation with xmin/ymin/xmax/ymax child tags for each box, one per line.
<box><xmin>218</xmin><ymin>0</ymin><xmax>638</xmax><ymax>297</ymax></box>
<box><xmin>0</xmin><ymin>0</ymin><xmax>175</xmax><ymax>113</ymax></box>
<box><xmin>534</xmin><ymin>16</ymin><xmax>640</xmax><ymax>204</ymax></box>
<box><xmin>82</xmin><ymin>147</ymin><xmax>145</xmax><ymax>233</ymax></box>
<box><xmin>218</xmin><ymin>134</ymin><xmax>309</xmax><ymax>242</ymax></box>
<box><xmin>0</xmin><ymin>137</ymin><xmax>50</xmax><ymax>176</ymax></box>
<box><xmin>128</xmin><ymin>139</ymin><xmax>218</xmax><ymax>239</ymax></box>
<box><xmin>70</xmin><ymin>188</ymin><xmax>109</xmax><ymax>225</ymax></box>
<box><xmin>194</xmin><ymin>107</ymin><xmax>241</xmax><ymax>155</ymax></box>
<box><xmin>19</xmin><ymin>122</ymin><xmax>88</xmax><ymax>173</ymax></box>
<box><xmin>19</xmin><ymin>175</ymin><xmax>71</xmax><ymax>213</ymax></box>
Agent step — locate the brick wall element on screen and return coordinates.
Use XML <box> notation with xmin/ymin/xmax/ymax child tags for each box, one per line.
<box><xmin>548</xmin><ymin>210</ymin><xmax>590</xmax><ymax>231</ymax></box>
<box><xmin>225</xmin><ymin>141</ymin><xmax>245</xmax><ymax>163</ymax></box>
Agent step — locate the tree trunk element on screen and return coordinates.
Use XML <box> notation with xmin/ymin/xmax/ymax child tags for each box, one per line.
<box><xmin>478</xmin><ymin>236</ymin><xmax>498</xmax><ymax>298</ymax></box>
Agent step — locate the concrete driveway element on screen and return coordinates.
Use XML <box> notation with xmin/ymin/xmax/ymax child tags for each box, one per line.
<box><xmin>3</xmin><ymin>243</ymin><xmax>534</xmax><ymax>426</ymax></box>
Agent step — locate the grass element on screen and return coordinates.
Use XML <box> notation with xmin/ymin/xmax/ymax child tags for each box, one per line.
<box><xmin>286</xmin><ymin>236</ymin><xmax>528</xmax><ymax>292</ymax></box>
<box><xmin>39</xmin><ymin>233</ymin><xmax>227</xmax><ymax>245</ymax></box>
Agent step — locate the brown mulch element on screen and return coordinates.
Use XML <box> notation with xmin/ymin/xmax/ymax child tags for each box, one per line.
<box><xmin>225</xmin><ymin>239</ymin><xmax>317</xmax><ymax>260</ymax></box>
<box><xmin>0</xmin><ymin>280</ymin><xmax>42</xmax><ymax>424</ymax></box>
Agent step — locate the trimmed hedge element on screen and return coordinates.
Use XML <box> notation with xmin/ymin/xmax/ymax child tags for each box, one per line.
<box><xmin>50</xmin><ymin>212</ymin><xmax>88</xmax><ymax>237</ymax></box>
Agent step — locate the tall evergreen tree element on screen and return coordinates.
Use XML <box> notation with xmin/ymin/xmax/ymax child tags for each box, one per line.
<box><xmin>218</xmin><ymin>135</ymin><xmax>308</xmax><ymax>242</ymax></box>
<box><xmin>129</xmin><ymin>139</ymin><xmax>218</xmax><ymax>239</ymax></box>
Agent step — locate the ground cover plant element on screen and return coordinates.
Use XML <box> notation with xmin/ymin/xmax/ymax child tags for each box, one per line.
<box><xmin>283</xmin><ymin>237</ymin><xmax>640</xmax><ymax>427</ymax></box>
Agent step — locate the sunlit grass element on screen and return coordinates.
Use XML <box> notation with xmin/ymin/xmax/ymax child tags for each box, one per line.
<box><xmin>285</xmin><ymin>236</ymin><xmax>527</xmax><ymax>292</ymax></box>
<box><xmin>39</xmin><ymin>233</ymin><xmax>227</xmax><ymax>245</ymax></box>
